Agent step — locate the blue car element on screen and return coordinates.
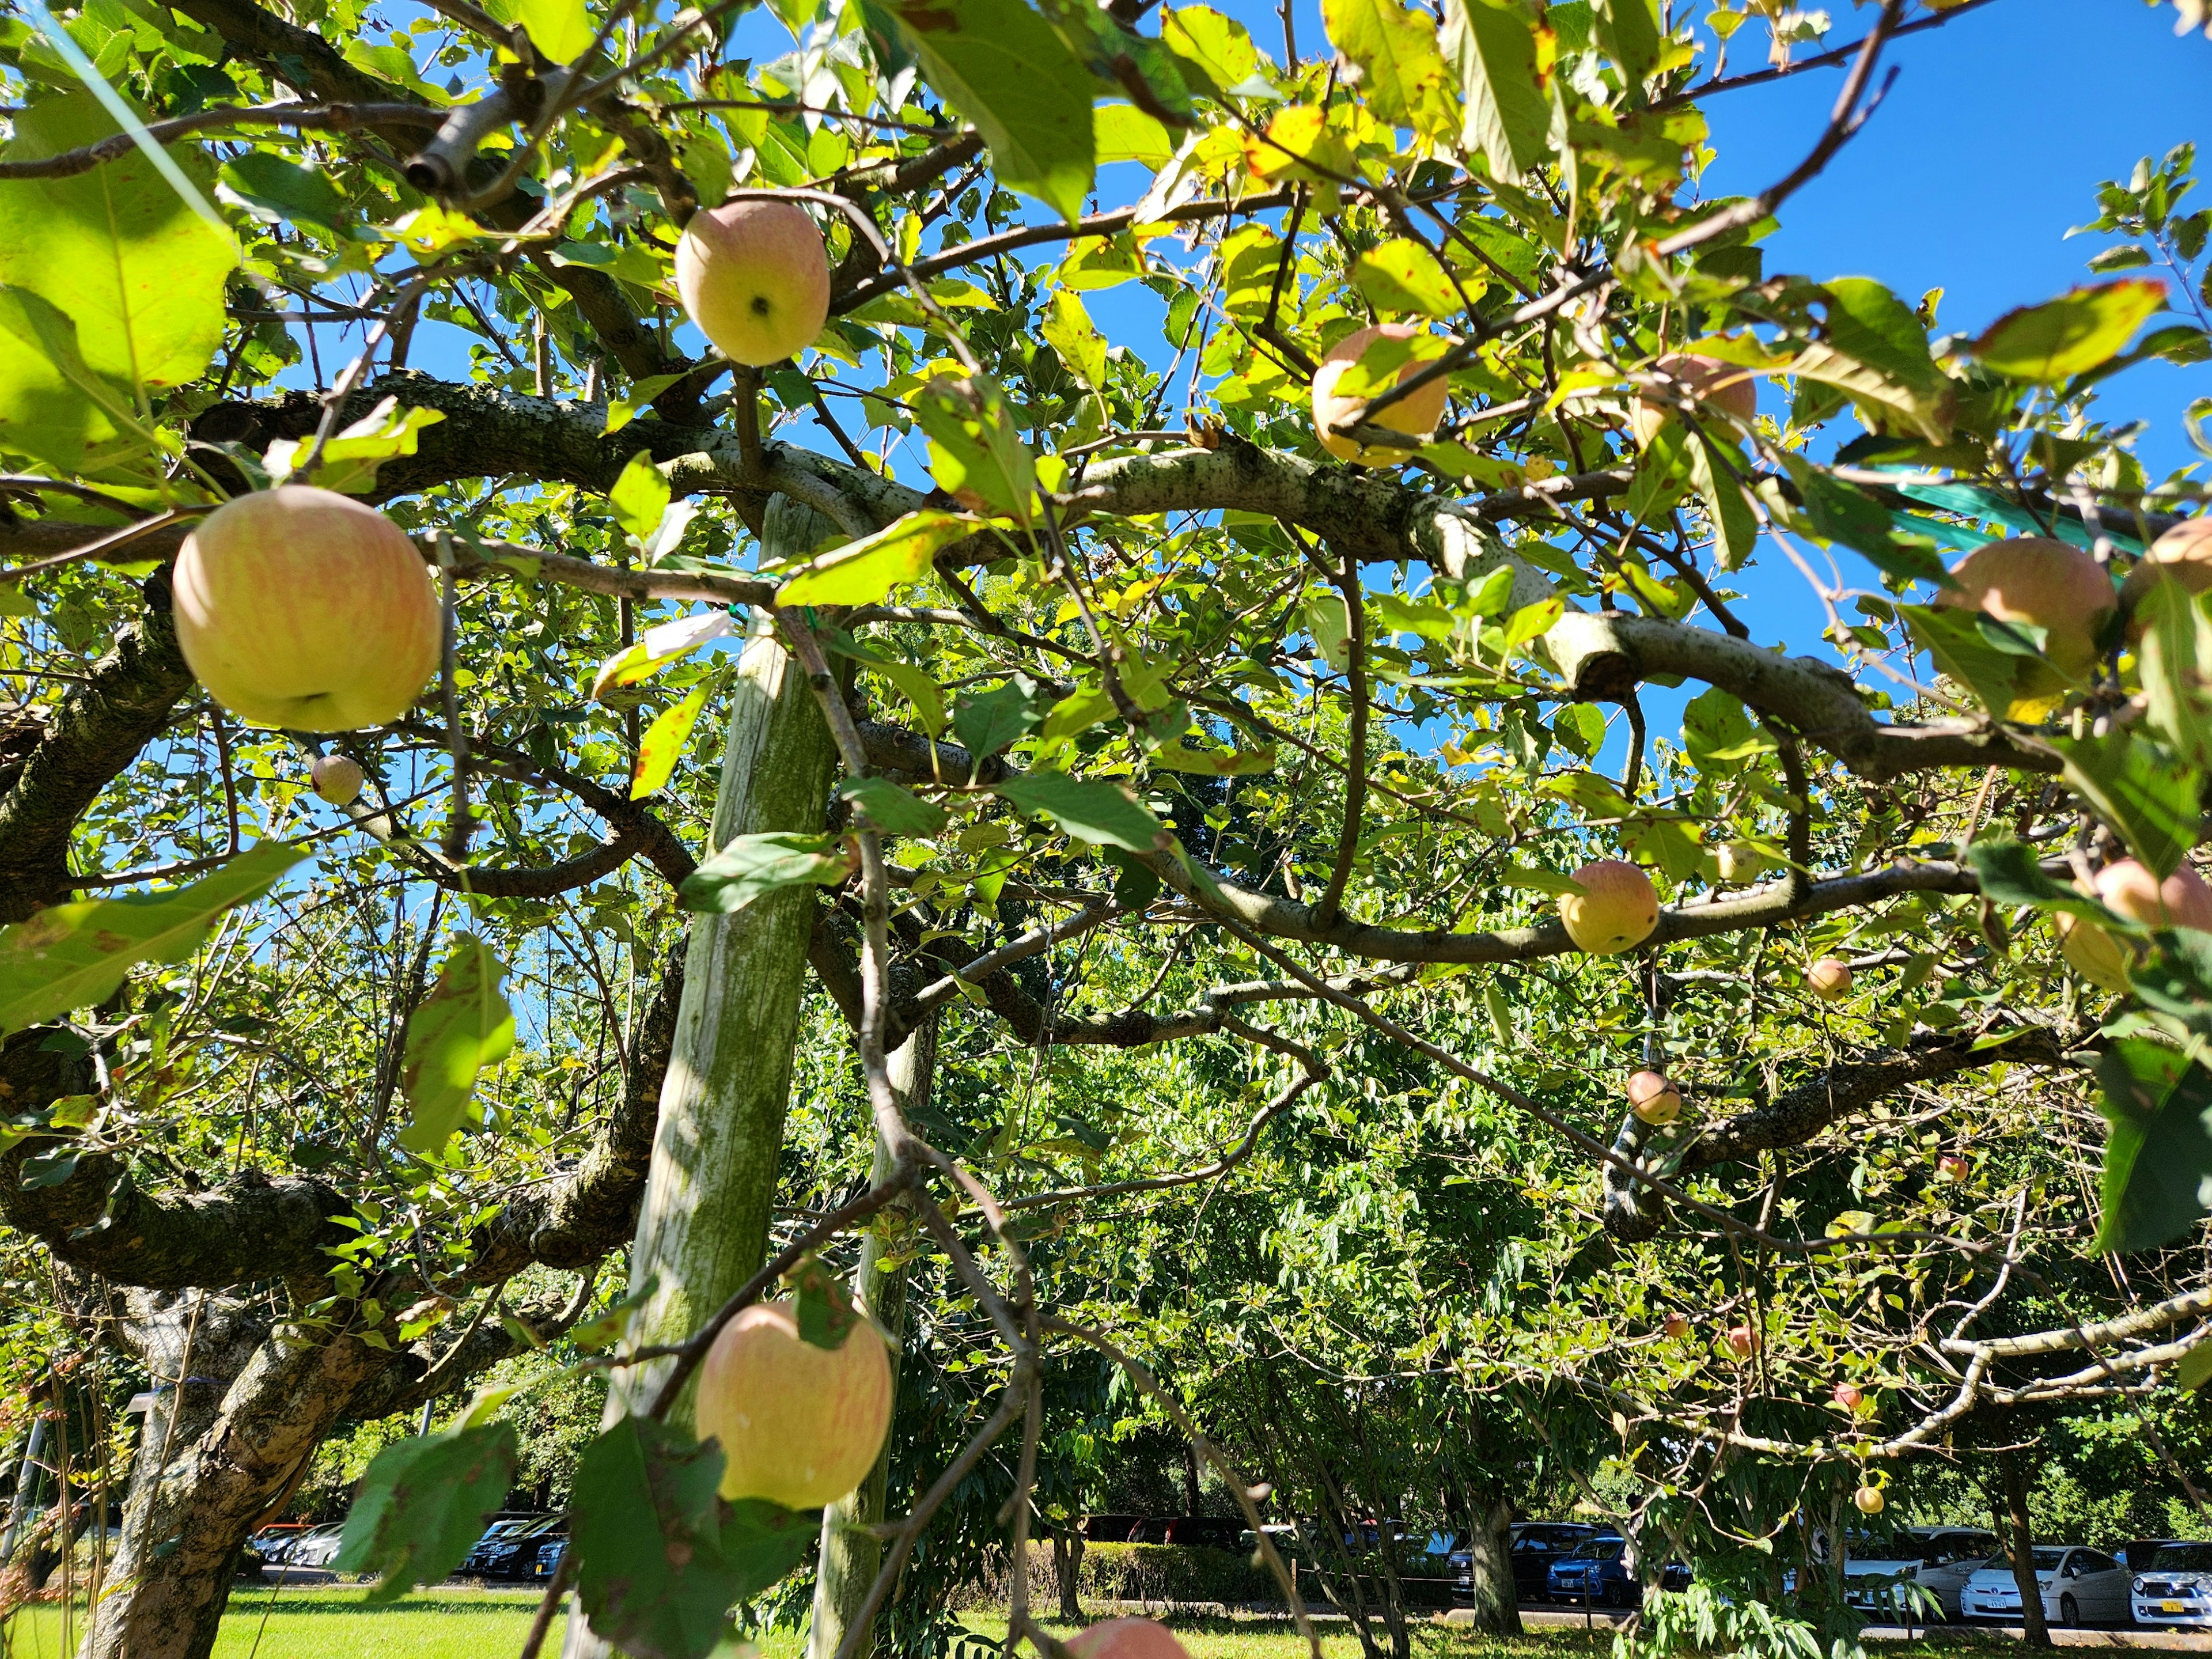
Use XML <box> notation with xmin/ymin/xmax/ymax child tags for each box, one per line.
<box><xmin>1544</xmin><ymin>1535</ymin><xmax>1691</xmax><ymax>1607</ymax></box>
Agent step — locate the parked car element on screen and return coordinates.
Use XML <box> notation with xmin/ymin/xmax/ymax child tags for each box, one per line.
<box><xmin>288</xmin><ymin>1524</ymin><xmax>347</xmax><ymax>1569</ymax></box>
<box><xmin>2131</xmin><ymin>1540</ymin><xmax>2212</xmax><ymax>1627</ymax></box>
<box><xmin>1508</xmin><ymin>1522</ymin><xmax>1597</xmax><ymax>1602</ymax></box>
<box><xmin>532</xmin><ymin>1536</ymin><xmax>567</xmax><ymax>1582</ymax></box>
<box><xmin>1842</xmin><ymin>1525</ymin><xmax>2001</xmax><ymax>1620</ymax></box>
<box><xmin>1962</xmin><ymin>1546</ymin><xmax>2131</xmax><ymax>1627</ymax></box>
<box><xmin>248</xmin><ymin>1522</ymin><xmax>313</xmax><ymax>1563</ymax></box>
<box><xmin>1543</xmin><ymin>1535</ymin><xmax>1690</xmax><ymax>1608</ymax></box>
<box><xmin>2125</xmin><ymin>1538</ymin><xmax>2192</xmax><ymax>1571</ymax></box>
<box><xmin>461</xmin><ymin>1515</ymin><xmax>562</xmax><ymax>1579</ymax></box>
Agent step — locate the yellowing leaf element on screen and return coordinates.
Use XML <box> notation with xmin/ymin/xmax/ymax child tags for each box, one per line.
<box><xmin>1041</xmin><ymin>290</ymin><xmax>1109</xmax><ymax>390</ymax></box>
<box><xmin>1096</xmin><ymin>104</ymin><xmax>1176</xmax><ymax>169</ymax></box>
<box><xmin>1323</xmin><ymin>0</ymin><xmax>1459</xmax><ymax>141</ymax></box>
<box><xmin>590</xmin><ymin>611</ymin><xmax>736</xmax><ymax>700</ymax></box>
<box><xmin>1971</xmin><ymin>278</ymin><xmax>2169</xmax><ymax>383</ymax></box>
<box><xmin>1353</xmin><ymin>238</ymin><xmax>1470</xmax><ymax>318</ymax></box>
<box><xmin>630</xmin><ymin>684</ymin><xmax>711</xmax><ymax>799</ymax></box>
<box><xmin>777</xmin><ymin>509</ymin><xmax>972</xmax><ymax>607</ymax></box>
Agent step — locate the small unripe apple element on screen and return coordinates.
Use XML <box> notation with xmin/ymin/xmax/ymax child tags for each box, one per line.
<box><xmin>310</xmin><ymin>754</ymin><xmax>364</xmax><ymax>806</ymax></box>
<box><xmin>1933</xmin><ymin>536</ymin><xmax>2116</xmax><ymax>679</ymax></box>
<box><xmin>1310</xmin><ymin>323</ymin><xmax>1449</xmax><ymax>465</ymax></box>
<box><xmin>1627</xmin><ymin>1070</ymin><xmax>1681</xmax><ymax>1126</ymax></box>
<box><xmin>693</xmin><ymin>1300</ymin><xmax>892</xmax><ymax>1509</ymax></box>
<box><xmin>1854</xmin><ymin>1485</ymin><xmax>1885</xmax><ymax>1516</ymax></box>
<box><xmin>1629</xmin><ymin>353</ymin><xmax>1759</xmax><ymax>446</ymax></box>
<box><xmin>1937</xmin><ymin>1154</ymin><xmax>1971</xmax><ymax>1183</ymax></box>
<box><xmin>1664</xmin><ymin>1312</ymin><xmax>1691</xmax><ymax>1340</ymax></box>
<box><xmin>1069</xmin><ymin>1619</ymin><xmax>1193</xmax><ymax>1659</ymax></box>
<box><xmin>1832</xmin><ymin>1382</ymin><xmax>1862</xmax><ymax>1410</ymax></box>
<box><xmin>1558</xmin><ymin>859</ymin><xmax>1659</xmax><ymax>955</ymax></box>
<box><xmin>2120</xmin><ymin>517</ymin><xmax>2212</xmax><ymax>619</ymax></box>
<box><xmin>676</xmin><ymin>199</ymin><xmax>830</xmax><ymax>366</ymax></box>
<box><xmin>1806</xmin><ymin>957</ymin><xmax>1853</xmax><ymax>1002</ymax></box>
<box><xmin>1725</xmin><ymin>1324</ymin><xmax>1760</xmax><ymax>1358</ymax></box>
<box><xmin>1714</xmin><ymin>841</ymin><xmax>1764</xmax><ymax>885</ymax></box>
<box><xmin>2055</xmin><ymin>910</ymin><xmax>2133</xmax><ymax>993</ymax></box>
<box><xmin>175</xmin><ymin>487</ymin><xmax>441</xmax><ymax>732</ymax></box>
<box><xmin>2094</xmin><ymin>857</ymin><xmax>2212</xmax><ymax>933</ymax></box>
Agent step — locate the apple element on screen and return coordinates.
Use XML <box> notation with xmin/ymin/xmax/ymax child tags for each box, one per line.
<box><xmin>1725</xmin><ymin>1324</ymin><xmax>1760</xmax><ymax>1358</ymax></box>
<box><xmin>675</xmin><ymin>199</ymin><xmax>830</xmax><ymax>367</ymax></box>
<box><xmin>2120</xmin><ymin>516</ymin><xmax>2212</xmax><ymax>617</ymax></box>
<box><xmin>1832</xmin><ymin>1382</ymin><xmax>1862</xmax><ymax>1410</ymax></box>
<box><xmin>693</xmin><ymin>1299</ymin><xmax>893</xmax><ymax>1509</ymax></box>
<box><xmin>1932</xmin><ymin>536</ymin><xmax>2116</xmax><ymax>679</ymax></box>
<box><xmin>1558</xmin><ymin>859</ymin><xmax>1660</xmax><ymax>955</ymax></box>
<box><xmin>1806</xmin><ymin>957</ymin><xmax>1853</xmax><ymax>1002</ymax></box>
<box><xmin>1069</xmin><ymin>1620</ymin><xmax>1193</xmax><ymax>1659</ymax></box>
<box><xmin>1937</xmin><ymin>1154</ymin><xmax>1971</xmax><ymax>1184</ymax></box>
<box><xmin>1310</xmin><ymin>323</ymin><xmax>1450</xmax><ymax>465</ymax></box>
<box><xmin>1854</xmin><ymin>1486</ymin><xmax>1885</xmax><ymax>1516</ymax></box>
<box><xmin>1627</xmin><ymin>1070</ymin><xmax>1681</xmax><ymax>1126</ymax></box>
<box><xmin>173</xmin><ymin>487</ymin><xmax>442</xmax><ymax>733</ymax></box>
<box><xmin>2055</xmin><ymin>912</ymin><xmax>2132</xmax><ymax>994</ymax></box>
<box><xmin>1664</xmin><ymin>1312</ymin><xmax>1691</xmax><ymax>1340</ymax></box>
<box><xmin>1714</xmin><ymin>841</ymin><xmax>1764</xmax><ymax>885</ymax></box>
<box><xmin>310</xmin><ymin>754</ymin><xmax>364</xmax><ymax>806</ymax></box>
<box><xmin>2094</xmin><ymin>857</ymin><xmax>2212</xmax><ymax>933</ymax></box>
<box><xmin>1629</xmin><ymin>353</ymin><xmax>1759</xmax><ymax>446</ymax></box>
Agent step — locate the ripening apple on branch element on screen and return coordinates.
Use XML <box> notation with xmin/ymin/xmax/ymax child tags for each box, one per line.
<box><xmin>693</xmin><ymin>1296</ymin><xmax>893</xmax><ymax>1510</ymax></box>
<box><xmin>1310</xmin><ymin>324</ymin><xmax>1449</xmax><ymax>465</ymax></box>
<box><xmin>1558</xmin><ymin>859</ymin><xmax>1658</xmax><ymax>955</ymax></box>
<box><xmin>309</xmin><ymin>754</ymin><xmax>364</xmax><ymax>806</ymax></box>
<box><xmin>1807</xmin><ymin>957</ymin><xmax>1854</xmax><ymax>1002</ymax></box>
<box><xmin>1933</xmin><ymin>536</ymin><xmax>2116</xmax><ymax>679</ymax></box>
<box><xmin>1628</xmin><ymin>353</ymin><xmax>1759</xmax><ymax>447</ymax></box>
<box><xmin>675</xmin><ymin>198</ymin><xmax>831</xmax><ymax>367</ymax></box>
<box><xmin>1627</xmin><ymin>1070</ymin><xmax>1681</xmax><ymax>1126</ymax></box>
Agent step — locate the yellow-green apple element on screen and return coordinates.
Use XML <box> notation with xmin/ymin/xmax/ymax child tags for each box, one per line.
<box><xmin>1933</xmin><ymin>536</ymin><xmax>2116</xmax><ymax>679</ymax></box>
<box><xmin>310</xmin><ymin>754</ymin><xmax>364</xmax><ymax>806</ymax></box>
<box><xmin>2120</xmin><ymin>516</ymin><xmax>2212</xmax><ymax>619</ymax></box>
<box><xmin>1806</xmin><ymin>957</ymin><xmax>1853</xmax><ymax>1001</ymax></box>
<box><xmin>1664</xmin><ymin>1312</ymin><xmax>1691</xmax><ymax>1340</ymax></box>
<box><xmin>1069</xmin><ymin>1619</ymin><xmax>1194</xmax><ymax>1659</ymax></box>
<box><xmin>1937</xmin><ymin>1154</ymin><xmax>1970</xmax><ymax>1183</ymax></box>
<box><xmin>694</xmin><ymin>1299</ymin><xmax>892</xmax><ymax>1509</ymax></box>
<box><xmin>1629</xmin><ymin>353</ymin><xmax>1759</xmax><ymax>446</ymax></box>
<box><xmin>1854</xmin><ymin>1486</ymin><xmax>1884</xmax><ymax>1516</ymax></box>
<box><xmin>2094</xmin><ymin>857</ymin><xmax>2212</xmax><ymax>932</ymax></box>
<box><xmin>1832</xmin><ymin>1382</ymin><xmax>1862</xmax><ymax>1410</ymax></box>
<box><xmin>1714</xmin><ymin>841</ymin><xmax>1764</xmax><ymax>885</ymax></box>
<box><xmin>173</xmin><ymin>486</ymin><xmax>441</xmax><ymax>732</ymax></box>
<box><xmin>1558</xmin><ymin>859</ymin><xmax>1659</xmax><ymax>955</ymax></box>
<box><xmin>1310</xmin><ymin>323</ymin><xmax>1449</xmax><ymax>465</ymax></box>
<box><xmin>676</xmin><ymin>199</ymin><xmax>830</xmax><ymax>366</ymax></box>
<box><xmin>2055</xmin><ymin>910</ymin><xmax>2133</xmax><ymax>993</ymax></box>
<box><xmin>1627</xmin><ymin>1070</ymin><xmax>1681</xmax><ymax>1126</ymax></box>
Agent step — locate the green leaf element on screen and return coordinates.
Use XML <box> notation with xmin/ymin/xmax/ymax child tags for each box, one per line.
<box><xmin>885</xmin><ymin>0</ymin><xmax>1096</xmax><ymax>224</ymax></box>
<box><xmin>1440</xmin><ymin>0</ymin><xmax>1552</xmax><ymax>186</ymax></box>
<box><xmin>995</xmin><ymin>773</ymin><xmax>1169</xmax><ymax>854</ymax></box>
<box><xmin>217</xmin><ymin>151</ymin><xmax>349</xmax><ymax>230</ymax></box>
<box><xmin>1963</xmin><ymin>839</ymin><xmax>2116</xmax><ymax>927</ymax></box>
<box><xmin>592</xmin><ymin>612</ymin><xmax>737</xmax><ymax>701</ymax></box>
<box><xmin>1783</xmin><ymin>460</ymin><xmax>1950</xmax><ymax>588</ymax></box>
<box><xmin>1149</xmin><ymin>738</ymin><xmax>1275</xmax><ymax>775</ymax></box>
<box><xmin>954</xmin><ymin>677</ymin><xmax>1046</xmax><ymax>758</ymax></box>
<box><xmin>0</xmin><ymin>92</ymin><xmax>237</xmax><ymax>393</ymax></box>
<box><xmin>1094</xmin><ymin>103</ymin><xmax>1175</xmax><ymax>168</ymax></box>
<box><xmin>0</xmin><ymin>286</ymin><xmax>99</xmax><ymax>470</ymax></box>
<box><xmin>574</xmin><ymin>1416</ymin><xmax>813</xmax><ymax>1659</ymax></box>
<box><xmin>2135</xmin><ymin>579</ymin><xmax>2212</xmax><ymax>771</ymax></box>
<box><xmin>266</xmin><ymin>396</ymin><xmax>445</xmax><ymax>495</ymax></box>
<box><xmin>1970</xmin><ymin>278</ymin><xmax>2169</xmax><ymax>383</ymax></box>
<box><xmin>777</xmin><ymin>509</ymin><xmax>970</xmax><ymax>607</ymax></box>
<box><xmin>1791</xmin><ymin>277</ymin><xmax>1955</xmax><ymax>444</ymax></box>
<box><xmin>1686</xmin><ymin>433</ymin><xmax>1759</xmax><ymax>571</ymax></box>
<box><xmin>1322</xmin><ymin>0</ymin><xmax>1457</xmax><ymax>140</ymax></box>
<box><xmin>839</xmin><ymin>776</ymin><xmax>948</xmax><ymax>835</ymax></box>
<box><xmin>1680</xmin><ymin>687</ymin><xmax>1774</xmax><ymax>772</ymax></box>
<box><xmin>1592</xmin><ymin>0</ymin><xmax>1662</xmax><ymax>82</ymax></box>
<box><xmin>512</xmin><ymin>0</ymin><xmax>595</xmax><ymax>61</ymax></box>
<box><xmin>1352</xmin><ymin>238</ymin><xmax>1464</xmax><ymax>319</ymax></box>
<box><xmin>0</xmin><ymin>842</ymin><xmax>306</xmax><ymax>1039</ymax></box>
<box><xmin>678</xmin><ymin>832</ymin><xmax>851</xmax><ymax>915</ymax></box>
<box><xmin>2093</xmin><ymin>1038</ymin><xmax>2212</xmax><ymax>1253</ymax></box>
<box><xmin>397</xmin><ymin>935</ymin><xmax>518</xmax><ymax>1153</ymax></box>
<box><xmin>333</xmin><ymin>1419</ymin><xmax>518</xmax><ymax>1603</ymax></box>
<box><xmin>788</xmin><ymin>1255</ymin><xmax>863</xmax><ymax>1350</ymax></box>
<box><xmin>1041</xmin><ymin>289</ymin><xmax>1108</xmax><ymax>391</ymax></box>
<box><xmin>609</xmin><ymin>450</ymin><xmax>672</xmax><ymax>541</ymax></box>
<box><xmin>912</xmin><ymin>376</ymin><xmax>1036</xmax><ymax>523</ymax></box>
<box><xmin>2049</xmin><ymin>732</ymin><xmax>2201</xmax><ymax>879</ymax></box>
<box><xmin>631</xmin><ymin>684</ymin><xmax>713</xmax><ymax>800</ymax></box>
<box><xmin>606</xmin><ymin>371</ymin><xmax>687</xmax><ymax>435</ymax></box>
<box><xmin>1898</xmin><ymin>603</ymin><xmax>2073</xmax><ymax>721</ymax></box>
<box><xmin>1160</xmin><ymin>6</ymin><xmax>1263</xmax><ymax>92</ymax></box>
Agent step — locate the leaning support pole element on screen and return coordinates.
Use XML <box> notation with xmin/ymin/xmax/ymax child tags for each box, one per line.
<box><xmin>808</xmin><ymin>1017</ymin><xmax>935</xmax><ymax>1659</ymax></box>
<box><xmin>562</xmin><ymin>618</ymin><xmax>838</xmax><ymax>1659</ymax></box>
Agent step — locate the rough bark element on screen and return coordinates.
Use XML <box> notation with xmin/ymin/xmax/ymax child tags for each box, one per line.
<box><xmin>563</xmin><ymin>632</ymin><xmax>838</xmax><ymax>1659</ymax></box>
<box><xmin>1457</xmin><ymin>1495</ymin><xmax>1521</xmax><ymax>1635</ymax></box>
<box><xmin>808</xmin><ymin>1020</ymin><xmax>933</xmax><ymax>1659</ymax></box>
<box><xmin>1999</xmin><ymin>1452</ymin><xmax>2051</xmax><ymax>1647</ymax></box>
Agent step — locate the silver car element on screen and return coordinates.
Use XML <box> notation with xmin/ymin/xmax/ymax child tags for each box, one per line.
<box><xmin>1963</xmin><ymin>1546</ymin><xmax>2131</xmax><ymax>1627</ymax></box>
<box><xmin>1844</xmin><ymin>1527</ymin><xmax>2001</xmax><ymax>1619</ymax></box>
<box><xmin>2131</xmin><ymin>1541</ymin><xmax>2212</xmax><ymax>1627</ymax></box>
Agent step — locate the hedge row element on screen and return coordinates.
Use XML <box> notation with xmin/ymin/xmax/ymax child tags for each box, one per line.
<box><xmin>969</xmin><ymin>1543</ymin><xmax>1459</xmax><ymax>1611</ymax></box>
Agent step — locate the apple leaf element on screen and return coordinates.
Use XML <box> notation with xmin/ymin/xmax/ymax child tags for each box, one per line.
<box><xmin>631</xmin><ymin>684</ymin><xmax>713</xmax><ymax>800</ymax></box>
<box><xmin>2048</xmin><ymin>731</ymin><xmax>2201</xmax><ymax>880</ymax></box>
<box><xmin>609</xmin><ymin>450</ymin><xmax>673</xmax><ymax>541</ymax></box>
<box><xmin>2093</xmin><ymin>1037</ymin><xmax>2212</xmax><ymax>1253</ymax></box>
<box><xmin>0</xmin><ymin>842</ymin><xmax>308</xmax><ymax>1039</ymax></box>
<box><xmin>995</xmin><ymin>774</ymin><xmax>1169</xmax><ymax>854</ymax></box>
<box><xmin>953</xmin><ymin>677</ymin><xmax>1046</xmax><ymax>760</ymax></box>
<box><xmin>1440</xmin><ymin>0</ymin><xmax>1552</xmax><ymax>186</ymax></box>
<box><xmin>334</xmin><ymin>1416</ymin><xmax>518</xmax><ymax>1603</ymax></box>
<box><xmin>1353</xmin><ymin>238</ymin><xmax>1464</xmax><ymax>319</ymax></box>
<box><xmin>838</xmin><ymin>777</ymin><xmax>948</xmax><ymax>836</ymax></box>
<box><xmin>397</xmin><ymin>934</ymin><xmax>518</xmax><ymax>1153</ymax></box>
<box><xmin>1323</xmin><ymin>0</ymin><xmax>1456</xmax><ymax>141</ymax></box>
<box><xmin>265</xmin><ymin>397</ymin><xmax>445</xmax><ymax>495</ymax></box>
<box><xmin>678</xmin><ymin>831</ymin><xmax>853</xmax><ymax>915</ymax></box>
<box><xmin>912</xmin><ymin>376</ymin><xmax>1037</xmax><ymax>524</ymax></box>
<box><xmin>776</xmin><ymin>509</ymin><xmax>971</xmax><ymax>607</ymax></box>
<box><xmin>592</xmin><ymin>611</ymin><xmax>737</xmax><ymax>700</ymax></box>
<box><xmin>788</xmin><ymin>1255</ymin><xmax>864</xmax><ymax>1351</ymax></box>
<box><xmin>1971</xmin><ymin>278</ymin><xmax>2169</xmax><ymax>383</ymax></box>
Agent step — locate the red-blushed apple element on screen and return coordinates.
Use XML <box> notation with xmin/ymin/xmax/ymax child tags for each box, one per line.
<box><xmin>2120</xmin><ymin>516</ymin><xmax>2212</xmax><ymax>618</ymax></box>
<box><xmin>1714</xmin><ymin>841</ymin><xmax>1764</xmax><ymax>885</ymax></box>
<box><xmin>1854</xmin><ymin>1486</ymin><xmax>1884</xmax><ymax>1516</ymax></box>
<box><xmin>1310</xmin><ymin>324</ymin><xmax>1449</xmax><ymax>465</ymax></box>
<box><xmin>1629</xmin><ymin>353</ymin><xmax>1759</xmax><ymax>446</ymax></box>
<box><xmin>173</xmin><ymin>486</ymin><xmax>441</xmax><ymax>732</ymax></box>
<box><xmin>1832</xmin><ymin>1382</ymin><xmax>1862</xmax><ymax>1410</ymax></box>
<box><xmin>1664</xmin><ymin>1312</ymin><xmax>1691</xmax><ymax>1340</ymax></box>
<box><xmin>310</xmin><ymin>754</ymin><xmax>364</xmax><ymax>806</ymax></box>
<box><xmin>2094</xmin><ymin>857</ymin><xmax>2212</xmax><ymax>933</ymax></box>
<box><xmin>1725</xmin><ymin>1324</ymin><xmax>1760</xmax><ymax>1358</ymax></box>
<box><xmin>1068</xmin><ymin>1619</ymin><xmax>1194</xmax><ymax>1659</ymax></box>
<box><xmin>693</xmin><ymin>1299</ymin><xmax>892</xmax><ymax>1509</ymax></box>
<box><xmin>676</xmin><ymin>199</ymin><xmax>830</xmax><ymax>367</ymax></box>
<box><xmin>1807</xmin><ymin>957</ymin><xmax>1853</xmax><ymax>1002</ymax></box>
<box><xmin>1932</xmin><ymin>536</ymin><xmax>2116</xmax><ymax>679</ymax></box>
<box><xmin>1627</xmin><ymin>1070</ymin><xmax>1681</xmax><ymax>1126</ymax></box>
<box><xmin>1937</xmin><ymin>1154</ymin><xmax>1971</xmax><ymax>1183</ymax></box>
<box><xmin>2055</xmin><ymin>910</ymin><xmax>2133</xmax><ymax>993</ymax></box>
<box><xmin>1558</xmin><ymin>859</ymin><xmax>1658</xmax><ymax>955</ymax></box>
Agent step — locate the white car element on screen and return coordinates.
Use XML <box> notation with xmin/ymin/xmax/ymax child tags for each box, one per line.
<box><xmin>1962</xmin><ymin>1546</ymin><xmax>2132</xmax><ymax>1627</ymax></box>
<box><xmin>2131</xmin><ymin>1541</ymin><xmax>2212</xmax><ymax>1627</ymax></box>
<box><xmin>1844</xmin><ymin>1526</ymin><xmax>2001</xmax><ymax>1619</ymax></box>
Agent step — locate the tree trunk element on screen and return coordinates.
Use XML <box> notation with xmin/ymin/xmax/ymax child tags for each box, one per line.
<box><xmin>1457</xmin><ymin>1493</ymin><xmax>1521</xmax><ymax>1635</ymax></box>
<box><xmin>808</xmin><ymin>1018</ymin><xmax>934</xmax><ymax>1659</ymax></box>
<box><xmin>1182</xmin><ymin>1440</ymin><xmax>1202</xmax><ymax>1516</ymax></box>
<box><xmin>1998</xmin><ymin>1452</ymin><xmax>2051</xmax><ymax>1649</ymax></box>
<box><xmin>563</xmin><ymin>629</ymin><xmax>837</xmax><ymax>1659</ymax></box>
<box><xmin>1051</xmin><ymin>1531</ymin><xmax>1085</xmax><ymax>1622</ymax></box>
